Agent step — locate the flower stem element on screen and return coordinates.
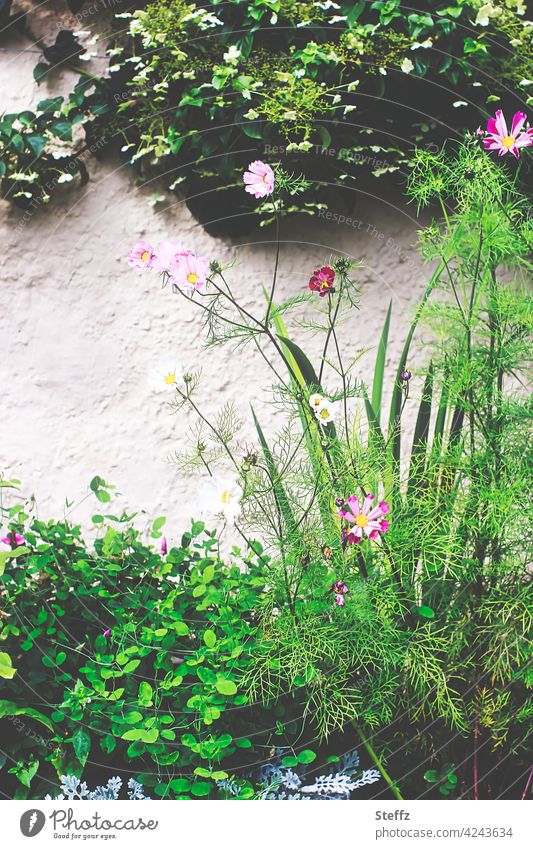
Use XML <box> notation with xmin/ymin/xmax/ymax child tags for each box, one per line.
<box><xmin>352</xmin><ymin>721</ymin><xmax>403</xmax><ymax>800</ymax></box>
<box><xmin>521</xmin><ymin>767</ymin><xmax>532</xmax><ymax>800</ymax></box>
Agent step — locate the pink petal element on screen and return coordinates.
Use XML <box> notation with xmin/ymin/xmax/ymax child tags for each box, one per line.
<box><xmin>346</xmin><ymin>495</ymin><xmax>360</xmax><ymax>515</ymax></box>
<box><xmin>494</xmin><ymin>109</ymin><xmax>508</xmax><ymax>139</ymax></box>
<box><xmin>511</xmin><ymin>112</ymin><xmax>527</xmax><ymax>137</ymax></box>
<box><xmin>367</xmin><ymin>501</ymin><xmax>389</xmax><ymax>521</ymax></box>
<box><xmin>514</xmin><ymin>131</ymin><xmax>533</xmax><ymax>148</ymax></box>
<box><xmin>361</xmin><ymin>494</ymin><xmax>375</xmax><ymax>515</ymax></box>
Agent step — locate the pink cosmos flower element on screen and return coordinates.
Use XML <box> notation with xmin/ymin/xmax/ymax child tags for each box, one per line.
<box><xmin>153</xmin><ymin>239</ymin><xmax>185</xmax><ymax>273</ymax></box>
<box><xmin>243</xmin><ymin>160</ymin><xmax>275</xmax><ymax>198</ymax></box>
<box><xmin>161</xmin><ymin>536</ymin><xmax>168</xmax><ymax>556</ymax></box>
<box><xmin>169</xmin><ymin>251</ymin><xmax>209</xmax><ymax>291</ymax></box>
<box><xmin>308</xmin><ymin>266</ymin><xmax>335</xmax><ymax>297</ymax></box>
<box><xmin>338</xmin><ymin>494</ymin><xmax>390</xmax><ymax>546</ymax></box>
<box><xmin>128</xmin><ymin>239</ymin><xmax>155</xmax><ymax>269</ymax></box>
<box><xmin>1</xmin><ymin>531</ymin><xmax>26</xmax><ymax>546</ymax></box>
<box><xmin>103</xmin><ymin>628</ymin><xmax>111</xmax><ymax>639</ymax></box>
<box><xmin>483</xmin><ymin>110</ymin><xmax>533</xmax><ymax>159</ymax></box>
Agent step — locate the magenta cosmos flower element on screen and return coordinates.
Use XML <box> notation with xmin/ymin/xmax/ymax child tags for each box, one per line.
<box><xmin>329</xmin><ymin>579</ymin><xmax>351</xmax><ymax>607</ymax></box>
<box><xmin>169</xmin><ymin>251</ymin><xmax>209</xmax><ymax>291</ymax></box>
<box><xmin>483</xmin><ymin>110</ymin><xmax>533</xmax><ymax>159</ymax></box>
<box><xmin>243</xmin><ymin>160</ymin><xmax>275</xmax><ymax>198</ymax></box>
<box><xmin>128</xmin><ymin>239</ymin><xmax>155</xmax><ymax>269</ymax></box>
<box><xmin>308</xmin><ymin>266</ymin><xmax>335</xmax><ymax>297</ymax></box>
<box><xmin>338</xmin><ymin>494</ymin><xmax>390</xmax><ymax>546</ymax></box>
<box><xmin>1</xmin><ymin>531</ymin><xmax>26</xmax><ymax>546</ymax></box>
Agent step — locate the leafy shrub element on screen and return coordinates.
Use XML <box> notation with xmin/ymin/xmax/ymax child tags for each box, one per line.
<box><xmin>0</xmin><ymin>490</ymin><xmax>269</xmax><ymax>799</ymax></box>
<box><xmin>1</xmin><ymin>1</ymin><xmax>532</xmax><ymax>232</ymax></box>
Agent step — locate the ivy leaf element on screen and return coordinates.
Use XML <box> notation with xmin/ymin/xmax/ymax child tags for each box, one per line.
<box><xmin>27</xmin><ymin>135</ymin><xmax>46</xmax><ymax>157</ymax></box>
<box><xmin>42</xmin><ymin>30</ymin><xmax>86</xmax><ymax>66</ymax></box>
<box><xmin>33</xmin><ymin>63</ymin><xmax>50</xmax><ymax>84</ymax></box>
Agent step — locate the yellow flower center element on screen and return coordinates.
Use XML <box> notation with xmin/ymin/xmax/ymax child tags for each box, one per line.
<box><xmin>311</xmin><ymin>396</ymin><xmax>323</xmax><ymax>407</ymax></box>
<box><xmin>355</xmin><ymin>514</ymin><xmax>369</xmax><ymax>528</ymax></box>
<box><xmin>319</xmin><ymin>407</ymin><xmax>331</xmax><ymax>420</ymax></box>
<box><xmin>187</xmin><ymin>272</ymin><xmax>199</xmax><ymax>284</ymax></box>
<box><xmin>164</xmin><ymin>372</ymin><xmax>176</xmax><ymax>385</ymax></box>
<box><xmin>263</xmin><ymin>174</ymin><xmax>270</xmax><ymax>184</ymax></box>
<box><xmin>502</xmin><ymin>136</ymin><xmax>515</xmax><ymax>150</ymax></box>
<box><xmin>141</xmin><ymin>250</ymin><xmax>150</xmax><ymax>263</ymax></box>
<box><xmin>221</xmin><ymin>490</ymin><xmax>232</xmax><ymax>505</ymax></box>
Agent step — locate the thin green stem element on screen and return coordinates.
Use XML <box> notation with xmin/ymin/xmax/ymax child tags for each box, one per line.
<box><xmin>352</xmin><ymin>721</ymin><xmax>404</xmax><ymax>800</ymax></box>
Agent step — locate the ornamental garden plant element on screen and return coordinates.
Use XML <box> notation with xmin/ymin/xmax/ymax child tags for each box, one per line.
<box><xmin>1</xmin><ymin>111</ymin><xmax>531</xmax><ymax>800</ymax></box>
<box><xmin>0</xmin><ymin>1</ymin><xmax>532</xmax><ymax>233</ymax></box>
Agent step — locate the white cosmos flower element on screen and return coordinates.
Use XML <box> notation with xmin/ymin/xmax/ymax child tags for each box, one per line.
<box><xmin>148</xmin><ymin>359</ymin><xmax>185</xmax><ymax>393</ymax></box>
<box><xmin>198</xmin><ymin>476</ymin><xmax>242</xmax><ymax>525</ymax></box>
<box><xmin>401</xmin><ymin>58</ymin><xmax>414</xmax><ymax>74</ymax></box>
<box><xmin>315</xmin><ymin>398</ymin><xmax>339</xmax><ymax>424</ymax></box>
<box><xmin>309</xmin><ymin>393</ymin><xmax>325</xmax><ymax>412</ymax></box>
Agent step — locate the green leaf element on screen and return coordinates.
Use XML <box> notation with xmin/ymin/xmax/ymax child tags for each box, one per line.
<box><xmin>424</xmin><ymin>769</ymin><xmax>439</xmax><ymax>783</ymax></box>
<box><xmin>281</xmin><ymin>755</ymin><xmax>299</xmax><ymax>767</ymax></box>
<box><xmin>277</xmin><ymin>334</ymin><xmax>320</xmax><ymax>390</ymax></box>
<box><xmin>0</xmin><ymin>700</ymin><xmax>53</xmax><ymax>731</ymax></box>
<box><xmin>50</xmin><ymin>120</ymin><xmax>72</xmax><ymax>141</ymax></box>
<box><xmin>371</xmin><ymin>299</ymin><xmax>392</xmax><ymax>424</ymax></box>
<box><xmin>215</xmin><ymin>678</ymin><xmax>238</xmax><ymax>696</ymax></box>
<box><xmin>27</xmin><ymin>135</ymin><xmax>46</xmax><ymax>158</ymax></box>
<box><xmin>362</xmin><ymin>385</ymin><xmax>385</xmax><ymax>449</ymax></box>
<box><xmin>203</xmin><ymin>630</ymin><xmax>217</xmax><ymax>648</ymax></box>
<box><xmin>123</xmin><ymin>710</ymin><xmax>143</xmax><ymax>724</ymax></box>
<box><xmin>297</xmin><ymin>749</ymin><xmax>317</xmax><ymax>764</ymax></box>
<box><xmin>388</xmin><ymin>261</ymin><xmax>445</xmax><ymax>485</ymax></box>
<box><xmin>407</xmin><ymin>363</ymin><xmax>433</xmax><ymax>497</ymax></box>
<box><xmin>138</xmin><ymin>681</ymin><xmax>154</xmax><ymax>706</ymax></box>
<box><xmin>0</xmin><ymin>652</ymin><xmax>16</xmax><ymax>679</ymax></box>
<box><xmin>0</xmin><ymin>546</ymin><xmax>30</xmax><ymax>576</ymax></box>
<box><xmin>191</xmin><ymin>520</ymin><xmax>205</xmax><ymax>536</ymax></box>
<box><xmin>202</xmin><ymin>563</ymin><xmax>215</xmax><ymax>583</ymax></box>
<box><xmin>417</xmin><ymin>605</ymin><xmax>435</xmax><ymax>620</ymax></box>
<box><xmin>169</xmin><ymin>778</ymin><xmax>191</xmax><ymax>792</ymax></box>
<box><xmin>72</xmin><ymin>727</ymin><xmax>91</xmax><ymax>767</ymax></box>
<box><xmin>33</xmin><ymin>63</ymin><xmax>50</xmax><ymax>83</ymax></box>
<box><xmin>191</xmin><ymin>781</ymin><xmax>212</xmax><ymax>797</ymax></box>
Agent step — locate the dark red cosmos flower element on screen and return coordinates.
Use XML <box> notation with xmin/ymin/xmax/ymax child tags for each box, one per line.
<box><xmin>308</xmin><ymin>265</ymin><xmax>335</xmax><ymax>297</ymax></box>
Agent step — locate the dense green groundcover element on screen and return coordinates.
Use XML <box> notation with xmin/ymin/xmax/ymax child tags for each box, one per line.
<box><xmin>1</xmin><ymin>0</ymin><xmax>532</xmax><ymax>232</ymax></box>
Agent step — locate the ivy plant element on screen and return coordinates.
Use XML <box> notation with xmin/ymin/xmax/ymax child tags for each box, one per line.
<box><xmin>1</xmin><ymin>0</ymin><xmax>531</xmax><ymax>232</ymax></box>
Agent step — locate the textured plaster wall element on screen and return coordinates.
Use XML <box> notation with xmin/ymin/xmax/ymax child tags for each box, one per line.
<box><xmin>0</xmin><ymin>6</ymin><xmax>431</xmax><ymax>540</ymax></box>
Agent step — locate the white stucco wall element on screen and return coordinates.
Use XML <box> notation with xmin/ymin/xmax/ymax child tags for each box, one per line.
<box><xmin>0</xmin><ymin>6</ymin><xmax>431</xmax><ymax>540</ymax></box>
